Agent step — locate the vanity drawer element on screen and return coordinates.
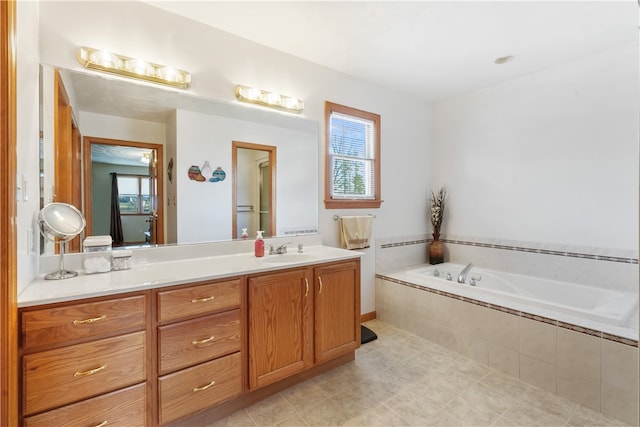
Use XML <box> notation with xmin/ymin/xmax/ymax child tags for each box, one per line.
<box><xmin>159</xmin><ymin>352</ymin><xmax>242</xmax><ymax>425</ymax></box>
<box><xmin>23</xmin><ymin>331</ymin><xmax>146</xmax><ymax>415</ymax></box>
<box><xmin>21</xmin><ymin>295</ymin><xmax>146</xmax><ymax>351</ymax></box>
<box><xmin>159</xmin><ymin>309</ymin><xmax>241</xmax><ymax>374</ymax></box>
<box><xmin>158</xmin><ymin>279</ymin><xmax>240</xmax><ymax>322</ymax></box>
<box><xmin>23</xmin><ymin>383</ymin><xmax>145</xmax><ymax>427</ymax></box>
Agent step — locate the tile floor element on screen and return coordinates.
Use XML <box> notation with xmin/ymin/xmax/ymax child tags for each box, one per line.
<box><xmin>206</xmin><ymin>320</ymin><xmax>629</xmax><ymax>427</ymax></box>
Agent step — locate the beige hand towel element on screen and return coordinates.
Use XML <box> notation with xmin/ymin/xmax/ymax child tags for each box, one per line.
<box><xmin>339</xmin><ymin>216</ymin><xmax>373</xmax><ymax>250</ymax></box>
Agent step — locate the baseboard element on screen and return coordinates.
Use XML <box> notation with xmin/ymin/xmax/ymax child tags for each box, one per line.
<box><xmin>360</xmin><ymin>311</ymin><xmax>376</xmax><ymax>322</ymax></box>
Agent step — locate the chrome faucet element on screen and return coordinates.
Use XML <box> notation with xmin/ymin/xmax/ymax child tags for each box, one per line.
<box><xmin>275</xmin><ymin>242</ymin><xmax>292</xmax><ymax>254</ymax></box>
<box><xmin>457</xmin><ymin>263</ymin><xmax>474</xmax><ymax>284</ymax></box>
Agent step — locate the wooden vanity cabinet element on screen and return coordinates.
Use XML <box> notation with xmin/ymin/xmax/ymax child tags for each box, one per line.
<box><xmin>19</xmin><ymin>292</ymin><xmax>148</xmax><ymax>426</ymax></box>
<box><xmin>19</xmin><ymin>257</ymin><xmax>360</xmax><ymax>426</ymax></box>
<box><xmin>156</xmin><ymin>278</ymin><xmax>243</xmax><ymax>425</ymax></box>
<box><xmin>314</xmin><ymin>260</ymin><xmax>361</xmax><ymax>363</ymax></box>
<box><xmin>248</xmin><ymin>268</ymin><xmax>314</xmax><ymax>390</ymax></box>
<box><xmin>247</xmin><ymin>260</ymin><xmax>360</xmax><ymax>391</ymax></box>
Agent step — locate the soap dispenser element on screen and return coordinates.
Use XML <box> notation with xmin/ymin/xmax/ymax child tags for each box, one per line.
<box><xmin>241</xmin><ymin>228</ymin><xmax>249</xmax><ymax>240</ymax></box>
<box><xmin>254</xmin><ymin>231</ymin><xmax>265</xmax><ymax>257</ymax></box>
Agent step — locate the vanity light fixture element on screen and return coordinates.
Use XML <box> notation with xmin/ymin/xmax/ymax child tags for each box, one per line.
<box><xmin>235</xmin><ymin>85</ymin><xmax>304</xmax><ymax>113</ymax></box>
<box><xmin>76</xmin><ymin>47</ymin><xmax>192</xmax><ymax>89</ymax></box>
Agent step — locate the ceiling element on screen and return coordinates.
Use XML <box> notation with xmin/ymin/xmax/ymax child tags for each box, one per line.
<box><xmin>144</xmin><ymin>1</ymin><xmax>637</xmax><ymax>102</ymax></box>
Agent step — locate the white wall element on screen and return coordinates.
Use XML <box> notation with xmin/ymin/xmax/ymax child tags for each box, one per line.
<box><xmin>174</xmin><ymin>109</ymin><xmax>319</xmax><ymax>243</ymax></box>
<box><xmin>16</xmin><ymin>1</ymin><xmax>41</xmax><ymax>293</ymax></box>
<box><xmin>433</xmin><ymin>43</ymin><xmax>638</xmax><ymax>253</ymax></box>
<box><xmin>78</xmin><ymin>112</ymin><xmax>166</xmax><ymax>146</ymax></box>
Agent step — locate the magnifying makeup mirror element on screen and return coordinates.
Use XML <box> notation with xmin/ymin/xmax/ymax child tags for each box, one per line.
<box><xmin>38</xmin><ymin>202</ymin><xmax>86</xmax><ymax>280</ymax></box>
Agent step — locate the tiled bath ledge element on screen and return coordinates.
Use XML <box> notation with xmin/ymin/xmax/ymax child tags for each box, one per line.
<box><xmin>376</xmin><ymin>274</ymin><xmax>638</xmax><ymax>347</ymax></box>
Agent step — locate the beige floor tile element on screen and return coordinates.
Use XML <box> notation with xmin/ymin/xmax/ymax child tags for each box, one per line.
<box><xmin>205</xmin><ymin>409</ymin><xmax>256</xmax><ymax>427</ymax></box>
<box><xmin>440</xmin><ymin>394</ymin><xmax>502</xmax><ymax>426</ymax></box>
<box><xmin>275</xmin><ymin>414</ymin><xmax>311</xmax><ymax>427</ymax></box>
<box><xmin>567</xmin><ymin>404</ymin><xmax>628</xmax><ymax>427</ymax></box>
<box><xmin>521</xmin><ymin>386</ymin><xmax>577</xmax><ymax>422</ymax></box>
<box><xmin>480</xmin><ymin>370</ymin><xmax>531</xmax><ymax>397</ymax></box>
<box><xmin>343</xmin><ymin>402</ymin><xmax>409</xmax><ymax>426</ymax></box>
<box><xmin>202</xmin><ymin>320</ymin><xmax>631</xmax><ymax>427</ymax></box>
<box><xmin>244</xmin><ymin>393</ymin><xmax>295</xmax><ymax>426</ymax></box>
<box><xmin>384</xmin><ymin>389</ymin><xmax>442</xmax><ymax>425</ymax></box>
<box><xmin>299</xmin><ymin>398</ymin><xmax>352</xmax><ymax>426</ymax></box>
<box><xmin>280</xmin><ymin>378</ymin><xmax>332</xmax><ymax>413</ymax></box>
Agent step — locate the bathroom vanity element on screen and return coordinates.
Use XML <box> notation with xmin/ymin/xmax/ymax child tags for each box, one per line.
<box><xmin>18</xmin><ymin>245</ymin><xmax>361</xmax><ymax>426</ymax></box>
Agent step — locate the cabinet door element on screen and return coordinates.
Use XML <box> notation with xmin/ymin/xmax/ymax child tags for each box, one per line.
<box><xmin>315</xmin><ymin>261</ymin><xmax>361</xmax><ymax>363</ymax></box>
<box><xmin>248</xmin><ymin>269</ymin><xmax>313</xmax><ymax>390</ymax></box>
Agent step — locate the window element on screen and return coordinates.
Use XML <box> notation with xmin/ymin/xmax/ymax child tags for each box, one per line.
<box><xmin>117</xmin><ymin>175</ymin><xmax>151</xmax><ymax>214</ymax></box>
<box><xmin>324</xmin><ymin>101</ymin><xmax>381</xmax><ymax>209</ymax></box>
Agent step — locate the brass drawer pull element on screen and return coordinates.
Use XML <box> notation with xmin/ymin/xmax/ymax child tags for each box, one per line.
<box><xmin>74</xmin><ymin>365</ymin><xmax>106</xmax><ymax>377</ymax></box>
<box><xmin>192</xmin><ymin>336</ymin><xmax>215</xmax><ymax>346</ymax></box>
<box><xmin>73</xmin><ymin>314</ymin><xmax>107</xmax><ymax>325</ymax></box>
<box><xmin>304</xmin><ymin>278</ymin><xmax>309</xmax><ymax>297</ymax></box>
<box><xmin>192</xmin><ymin>380</ymin><xmax>216</xmax><ymax>392</ymax></box>
<box><xmin>318</xmin><ymin>277</ymin><xmax>324</xmax><ymax>294</ymax></box>
<box><xmin>92</xmin><ymin>421</ymin><xmax>108</xmax><ymax>427</ymax></box>
<box><xmin>191</xmin><ymin>296</ymin><xmax>215</xmax><ymax>303</ymax></box>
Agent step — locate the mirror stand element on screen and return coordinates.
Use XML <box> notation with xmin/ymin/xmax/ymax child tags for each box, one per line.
<box><xmin>46</xmin><ymin>241</ymin><xmax>77</xmax><ymax>280</ymax></box>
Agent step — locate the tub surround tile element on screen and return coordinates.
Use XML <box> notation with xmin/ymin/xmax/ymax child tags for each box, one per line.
<box><xmin>601</xmin><ymin>339</ymin><xmax>639</xmax><ymax>392</ymax></box>
<box><xmin>488</xmin><ymin>344</ymin><xmax>520</xmax><ymax>377</ymax></box>
<box><xmin>520</xmin><ymin>317</ymin><xmax>557</xmax><ymax>365</ymax></box>
<box><xmin>487</xmin><ymin>309</ymin><xmax>520</xmax><ymax>351</ymax></box>
<box><xmin>519</xmin><ymin>354</ymin><xmax>557</xmax><ymax>393</ymax></box>
<box><xmin>557</xmin><ymin>370</ymin><xmax>601</xmax><ymax>412</ymax></box>
<box><xmin>375</xmin><ymin>273</ymin><xmax>637</xmax><ymax>346</ymax></box>
<box><xmin>601</xmin><ymin>382</ymin><xmax>639</xmax><ymax>426</ymax></box>
<box><xmin>557</xmin><ymin>328</ymin><xmax>601</xmax><ymax>381</ymax></box>
<box><xmin>459</xmin><ymin>333</ymin><xmax>489</xmax><ymax>365</ymax></box>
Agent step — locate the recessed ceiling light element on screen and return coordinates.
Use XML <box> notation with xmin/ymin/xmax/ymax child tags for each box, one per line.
<box><xmin>494</xmin><ymin>55</ymin><xmax>514</xmax><ymax>65</ymax></box>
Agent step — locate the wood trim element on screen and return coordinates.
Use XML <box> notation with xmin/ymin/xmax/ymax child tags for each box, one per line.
<box><xmin>360</xmin><ymin>311</ymin><xmax>376</xmax><ymax>323</ymax></box>
<box><xmin>231</xmin><ymin>141</ymin><xmax>276</xmax><ymax>239</ymax></box>
<box><xmin>324</xmin><ymin>101</ymin><xmax>382</xmax><ymax>209</ymax></box>
<box><xmin>83</xmin><ymin>136</ymin><xmax>165</xmax><ymax>246</ymax></box>
<box><xmin>0</xmin><ymin>0</ymin><xmax>19</xmax><ymax>425</ymax></box>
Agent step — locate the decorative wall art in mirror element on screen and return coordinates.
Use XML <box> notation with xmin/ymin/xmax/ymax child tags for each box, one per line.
<box><xmin>39</xmin><ymin>65</ymin><xmax>319</xmax><ymax>254</ymax></box>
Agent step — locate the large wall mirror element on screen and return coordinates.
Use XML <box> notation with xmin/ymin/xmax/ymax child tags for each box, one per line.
<box><xmin>40</xmin><ymin>66</ymin><xmax>319</xmax><ymax>254</ymax></box>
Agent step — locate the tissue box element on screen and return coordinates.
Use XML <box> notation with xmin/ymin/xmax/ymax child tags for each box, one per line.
<box><xmin>83</xmin><ymin>235</ymin><xmax>112</xmax><ymax>274</ymax></box>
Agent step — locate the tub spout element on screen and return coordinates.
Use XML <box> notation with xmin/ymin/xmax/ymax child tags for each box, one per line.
<box><xmin>457</xmin><ymin>263</ymin><xmax>473</xmax><ymax>284</ymax></box>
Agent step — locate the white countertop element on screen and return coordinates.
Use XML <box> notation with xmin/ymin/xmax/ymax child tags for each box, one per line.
<box><xmin>19</xmin><ymin>245</ymin><xmax>361</xmax><ymax>307</ymax></box>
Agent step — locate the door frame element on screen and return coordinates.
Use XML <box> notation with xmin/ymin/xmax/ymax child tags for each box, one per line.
<box><xmin>232</xmin><ymin>140</ymin><xmax>276</xmax><ymax>239</ymax></box>
<box><xmin>83</xmin><ymin>136</ymin><xmax>165</xmax><ymax>246</ymax></box>
<box><xmin>1</xmin><ymin>0</ymin><xmax>18</xmax><ymax>424</ymax></box>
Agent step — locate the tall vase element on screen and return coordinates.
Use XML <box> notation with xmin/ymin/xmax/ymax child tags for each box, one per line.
<box><xmin>428</xmin><ymin>233</ymin><xmax>444</xmax><ymax>264</ymax></box>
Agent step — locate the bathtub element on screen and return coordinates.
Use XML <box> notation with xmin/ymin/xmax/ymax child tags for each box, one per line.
<box><xmin>403</xmin><ymin>263</ymin><xmax>638</xmax><ymax>330</ymax></box>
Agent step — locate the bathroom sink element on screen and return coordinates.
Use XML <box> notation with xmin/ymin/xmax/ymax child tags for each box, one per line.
<box><xmin>262</xmin><ymin>254</ymin><xmax>318</xmax><ymax>263</ymax></box>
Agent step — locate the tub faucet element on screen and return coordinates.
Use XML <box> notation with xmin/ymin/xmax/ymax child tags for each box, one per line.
<box><xmin>457</xmin><ymin>263</ymin><xmax>474</xmax><ymax>284</ymax></box>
